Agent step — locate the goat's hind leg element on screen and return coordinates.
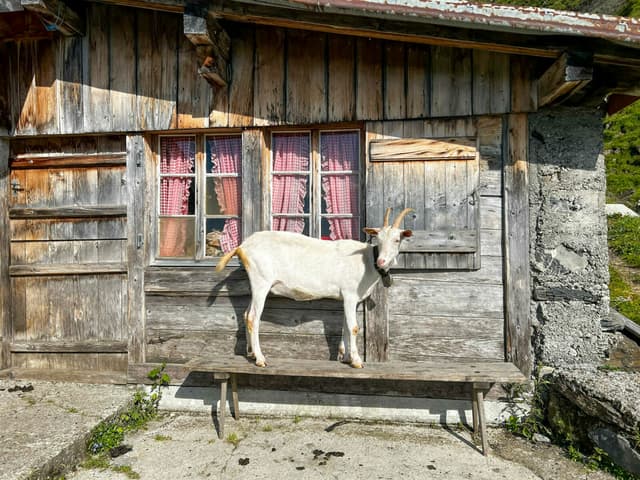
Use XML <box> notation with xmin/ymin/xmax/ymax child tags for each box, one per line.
<box><xmin>245</xmin><ymin>282</ymin><xmax>270</xmax><ymax>367</ymax></box>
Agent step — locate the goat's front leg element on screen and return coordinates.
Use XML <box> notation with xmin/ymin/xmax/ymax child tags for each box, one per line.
<box><xmin>342</xmin><ymin>295</ymin><xmax>363</xmax><ymax>368</ymax></box>
<box><xmin>337</xmin><ymin>316</ymin><xmax>349</xmax><ymax>363</ymax></box>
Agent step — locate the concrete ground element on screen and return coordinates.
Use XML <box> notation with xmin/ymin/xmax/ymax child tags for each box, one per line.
<box><xmin>0</xmin><ymin>378</ymin><xmax>615</xmax><ymax>480</ymax></box>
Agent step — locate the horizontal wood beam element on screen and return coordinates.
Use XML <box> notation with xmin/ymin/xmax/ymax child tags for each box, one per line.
<box><xmin>11</xmin><ymin>152</ymin><xmax>126</xmax><ymax>169</ymax></box>
<box><xmin>399</xmin><ymin>229</ymin><xmax>478</xmax><ymax>253</ymax></box>
<box><xmin>9</xmin><ymin>262</ymin><xmax>127</xmax><ymax>276</ymax></box>
<box><xmin>370</xmin><ymin>138</ymin><xmax>477</xmax><ymax>162</ymax></box>
<box><xmin>9</xmin><ymin>205</ymin><xmax>127</xmax><ymax>219</ymax></box>
<box><xmin>10</xmin><ymin>340</ymin><xmax>128</xmax><ymax>353</ymax></box>
<box><xmin>20</xmin><ymin>0</ymin><xmax>84</xmax><ymax>36</ymax></box>
<box><xmin>538</xmin><ymin>52</ymin><xmax>593</xmax><ymax>108</ymax></box>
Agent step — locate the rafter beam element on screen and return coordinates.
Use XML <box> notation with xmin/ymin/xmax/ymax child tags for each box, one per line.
<box><xmin>537</xmin><ymin>51</ymin><xmax>593</xmax><ymax>108</ymax></box>
<box><xmin>184</xmin><ymin>1</ymin><xmax>229</xmax><ymax>88</ymax></box>
<box><xmin>20</xmin><ymin>0</ymin><xmax>84</xmax><ymax>36</ymax></box>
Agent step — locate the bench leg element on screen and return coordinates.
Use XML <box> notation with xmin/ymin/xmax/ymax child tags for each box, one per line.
<box><xmin>472</xmin><ymin>384</ymin><xmax>489</xmax><ymax>456</ymax></box>
<box><xmin>231</xmin><ymin>374</ymin><xmax>239</xmax><ymax>420</ymax></box>
<box><xmin>215</xmin><ymin>373</ymin><xmax>230</xmax><ymax>439</ymax></box>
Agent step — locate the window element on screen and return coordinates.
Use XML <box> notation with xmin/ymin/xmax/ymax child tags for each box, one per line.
<box><xmin>270</xmin><ymin>130</ymin><xmax>360</xmax><ymax>240</ymax></box>
<box><xmin>157</xmin><ymin>135</ymin><xmax>242</xmax><ymax>259</ymax></box>
<box><xmin>156</xmin><ymin>128</ymin><xmax>361</xmax><ymax>260</ymax></box>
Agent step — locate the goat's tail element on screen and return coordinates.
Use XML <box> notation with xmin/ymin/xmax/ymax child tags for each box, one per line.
<box><xmin>215</xmin><ymin>248</ymin><xmax>238</xmax><ymax>272</ymax></box>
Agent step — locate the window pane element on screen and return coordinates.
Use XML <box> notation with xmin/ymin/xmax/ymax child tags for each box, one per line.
<box><xmin>160</xmin><ymin>137</ymin><xmax>195</xmax><ymax>174</ymax></box>
<box><xmin>272</xmin><ymin>216</ymin><xmax>308</xmax><ymax>235</ymax></box>
<box><xmin>206</xmin><ymin>177</ymin><xmax>241</xmax><ymax>216</ymax></box>
<box><xmin>272</xmin><ymin>133</ymin><xmax>310</xmax><ymax>172</ymax></box>
<box><xmin>159</xmin><ymin>217</ymin><xmax>195</xmax><ymax>257</ymax></box>
<box><xmin>206</xmin><ymin>218</ymin><xmax>241</xmax><ymax>257</ymax></box>
<box><xmin>320</xmin><ymin>131</ymin><xmax>359</xmax><ymax>172</ymax></box>
<box><xmin>272</xmin><ymin>174</ymin><xmax>309</xmax><ymax>215</ymax></box>
<box><xmin>321</xmin><ymin>175</ymin><xmax>359</xmax><ymax>215</ymax></box>
<box><xmin>322</xmin><ymin>217</ymin><xmax>360</xmax><ymax>241</ymax></box>
<box><xmin>160</xmin><ymin>177</ymin><xmax>195</xmax><ymax>215</ymax></box>
<box><xmin>207</xmin><ymin>136</ymin><xmax>242</xmax><ymax>174</ymax></box>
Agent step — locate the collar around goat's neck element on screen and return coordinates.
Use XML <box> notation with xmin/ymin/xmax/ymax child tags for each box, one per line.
<box><xmin>372</xmin><ymin>245</ymin><xmax>392</xmax><ymax>287</ymax></box>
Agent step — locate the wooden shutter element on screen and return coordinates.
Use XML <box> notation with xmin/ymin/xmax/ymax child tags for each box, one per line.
<box><xmin>366</xmin><ymin>123</ymin><xmax>480</xmax><ymax>269</ymax></box>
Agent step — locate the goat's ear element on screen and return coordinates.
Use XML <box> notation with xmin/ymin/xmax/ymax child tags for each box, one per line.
<box><xmin>363</xmin><ymin>227</ymin><xmax>380</xmax><ymax>236</ymax></box>
<box><xmin>402</xmin><ymin>229</ymin><xmax>413</xmax><ymax>238</ymax></box>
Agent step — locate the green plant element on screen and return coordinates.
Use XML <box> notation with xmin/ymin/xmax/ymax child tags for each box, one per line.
<box><xmin>262</xmin><ymin>424</ymin><xmax>273</xmax><ymax>432</ymax></box>
<box><xmin>608</xmin><ymin>216</ymin><xmax>640</xmax><ymax>268</ymax></box>
<box><xmin>226</xmin><ymin>432</ymin><xmax>240</xmax><ymax>447</ymax></box>
<box><xmin>567</xmin><ymin>444</ymin><xmax>640</xmax><ymax>480</ymax></box>
<box><xmin>112</xmin><ymin>465</ymin><xmax>141</xmax><ymax>479</ymax></box>
<box><xmin>504</xmin><ymin>374</ymin><xmax>552</xmax><ymax>441</ymax></box>
<box><xmin>154</xmin><ymin>434</ymin><xmax>172</xmax><ymax>441</ymax></box>
<box><xmin>609</xmin><ymin>265</ymin><xmax>640</xmax><ymax>325</ymax></box>
<box><xmin>86</xmin><ymin>364</ymin><xmax>170</xmax><ymax>456</ymax></box>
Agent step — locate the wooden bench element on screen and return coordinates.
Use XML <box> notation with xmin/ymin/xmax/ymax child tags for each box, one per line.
<box><xmin>185</xmin><ymin>355</ymin><xmax>527</xmax><ymax>456</ymax></box>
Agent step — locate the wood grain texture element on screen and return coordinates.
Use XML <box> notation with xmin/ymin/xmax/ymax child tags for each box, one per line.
<box><xmin>504</xmin><ymin>113</ymin><xmax>531</xmax><ymax>377</ymax></box>
<box><xmin>127</xmin><ymin>134</ymin><xmax>146</xmax><ymax>363</ymax></box>
<box><xmin>383</xmin><ymin>42</ymin><xmax>406</xmax><ymax>120</ymax></box>
<box><xmin>0</xmin><ymin>140</ymin><xmax>10</xmax><ymax>367</ymax></box>
<box><xmin>370</xmin><ymin>137</ymin><xmax>476</xmax><ymax>162</ymax></box>
<box><xmin>356</xmin><ymin>37</ymin><xmax>383</xmax><ymax>120</ymax></box>
<box><xmin>327</xmin><ymin>35</ymin><xmax>356</xmax><ymax>123</ymax></box>
<box><xmin>228</xmin><ymin>25</ymin><xmax>255</xmax><ymax>127</ymax></box>
<box><xmin>472</xmin><ymin>50</ymin><xmax>509</xmax><ymax>115</ymax></box>
<box><xmin>431</xmin><ymin>46</ymin><xmax>472</xmax><ymax>117</ymax></box>
<box><xmin>286</xmin><ymin>29</ymin><xmax>326</xmax><ymax>125</ymax></box>
<box><xmin>254</xmin><ymin>27</ymin><xmax>285</xmax><ymax>126</ymax></box>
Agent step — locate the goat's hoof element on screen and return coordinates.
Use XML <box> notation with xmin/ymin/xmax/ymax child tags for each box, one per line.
<box><xmin>350</xmin><ymin>361</ymin><xmax>363</xmax><ymax>369</ymax></box>
<box><xmin>337</xmin><ymin>352</ymin><xmax>345</xmax><ymax>363</ymax></box>
<box><xmin>255</xmin><ymin>359</ymin><xmax>267</xmax><ymax>367</ymax></box>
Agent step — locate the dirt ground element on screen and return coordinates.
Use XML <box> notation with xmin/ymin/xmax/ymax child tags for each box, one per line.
<box><xmin>64</xmin><ymin>413</ymin><xmax>615</xmax><ymax>480</ymax></box>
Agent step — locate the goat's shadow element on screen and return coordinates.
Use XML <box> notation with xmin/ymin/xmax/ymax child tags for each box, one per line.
<box><xmin>207</xmin><ymin>267</ymin><xmax>345</xmax><ymax>360</ymax></box>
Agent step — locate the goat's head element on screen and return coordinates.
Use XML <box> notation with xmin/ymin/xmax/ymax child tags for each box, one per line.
<box><xmin>364</xmin><ymin>208</ymin><xmax>413</xmax><ymax>271</ymax></box>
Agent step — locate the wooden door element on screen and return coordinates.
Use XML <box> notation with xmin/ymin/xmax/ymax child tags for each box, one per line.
<box><xmin>7</xmin><ymin>137</ymin><xmax>129</xmax><ymax>381</ymax></box>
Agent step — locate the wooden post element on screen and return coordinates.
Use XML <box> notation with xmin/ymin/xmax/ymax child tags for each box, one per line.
<box><xmin>504</xmin><ymin>114</ymin><xmax>532</xmax><ymax>378</ymax></box>
<box><xmin>242</xmin><ymin>130</ymin><xmax>264</xmax><ymax>237</ymax></box>
<box><xmin>472</xmin><ymin>383</ymin><xmax>490</xmax><ymax>456</ymax></box>
<box><xmin>215</xmin><ymin>372</ymin><xmax>230</xmax><ymax>438</ymax></box>
<box><xmin>126</xmin><ymin>135</ymin><xmax>147</xmax><ymax>366</ymax></box>
<box><xmin>231</xmin><ymin>373</ymin><xmax>239</xmax><ymax>420</ymax></box>
<box><xmin>0</xmin><ymin>138</ymin><xmax>10</xmax><ymax>369</ymax></box>
<box><xmin>365</xmin><ymin>282</ymin><xmax>389</xmax><ymax>362</ymax></box>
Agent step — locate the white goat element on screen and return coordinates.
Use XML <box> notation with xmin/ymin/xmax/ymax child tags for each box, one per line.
<box><xmin>215</xmin><ymin>208</ymin><xmax>413</xmax><ymax>368</ymax></box>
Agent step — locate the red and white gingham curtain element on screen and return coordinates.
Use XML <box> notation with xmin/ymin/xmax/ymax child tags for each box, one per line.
<box><xmin>159</xmin><ymin>137</ymin><xmax>194</xmax><ymax>257</ymax></box>
<box><xmin>209</xmin><ymin>136</ymin><xmax>242</xmax><ymax>253</ymax></box>
<box><xmin>321</xmin><ymin>131</ymin><xmax>359</xmax><ymax>240</ymax></box>
<box><xmin>272</xmin><ymin>133</ymin><xmax>309</xmax><ymax>233</ymax></box>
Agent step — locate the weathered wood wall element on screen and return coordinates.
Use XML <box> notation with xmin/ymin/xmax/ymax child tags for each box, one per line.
<box><xmin>7</xmin><ymin>136</ymin><xmax>128</xmax><ymax>377</ymax></box>
<box><xmin>0</xmin><ymin>4</ymin><xmax>533</xmax><ymax>136</ymax></box>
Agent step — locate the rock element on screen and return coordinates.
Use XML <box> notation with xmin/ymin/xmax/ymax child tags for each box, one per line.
<box><xmin>588</xmin><ymin>427</ymin><xmax>640</xmax><ymax>475</ymax></box>
<box><xmin>605</xmin><ymin>204</ymin><xmax>639</xmax><ymax>217</ymax></box>
<box><xmin>533</xmin><ymin>433</ymin><xmax>551</xmax><ymax>444</ymax></box>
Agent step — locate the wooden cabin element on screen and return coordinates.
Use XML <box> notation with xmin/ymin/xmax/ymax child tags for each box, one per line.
<box><xmin>0</xmin><ymin>0</ymin><xmax>639</xmax><ymax>401</ymax></box>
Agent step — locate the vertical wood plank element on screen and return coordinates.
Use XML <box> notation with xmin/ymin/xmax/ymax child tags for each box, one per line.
<box><xmin>431</xmin><ymin>46</ymin><xmax>472</xmax><ymax>117</ymax></box>
<box><xmin>382</xmin><ymin>121</ymin><xmax>405</xmax><ymax>268</ymax></box>
<box><xmin>286</xmin><ymin>29</ymin><xmax>326</xmax><ymax>125</ymax></box>
<box><xmin>254</xmin><ymin>27</ymin><xmax>285</xmax><ymax>126</ymax></box>
<box><xmin>58</xmin><ymin>36</ymin><xmax>84</xmax><ymax>134</ymax></box>
<box><xmin>177</xmin><ymin>35</ymin><xmax>210</xmax><ymax>128</ymax></box>
<box><xmin>0</xmin><ymin>43</ymin><xmax>10</xmax><ymax>135</ymax></box>
<box><xmin>110</xmin><ymin>6</ymin><xmax>137</xmax><ymax>131</ymax></box>
<box><xmin>137</xmin><ymin>10</ymin><xmax>178</xmax><ymax>130</ymax></box>
<box><xmin>403</xmin><ymin>120</ymin><xmax>426</xmax><ymax>269</ymax></box>
<box><xmin>383</xmin><ymin>42</ymin><xmax>406</xmax><ymax>120</ymax></box>
<box><xmin>16</xmin><ymin>41</ymin><xmax>38</xmax><ymax>135</ymax></box>
<box><xmin>356</xmin><ymin>38</ymin><xmax>383</xmax><ymax>121</ymax></box>
<box><xmin>406</xmin><ymin>45</ymin><xmax>429</xmax><ymax>119</ymax></box>
<box><xmin>511</xmin><ymin>56</ymin><xmax>537</xmax><ymax>113</ymax></box>
<box><xmin>35</xmin><ymin>40</ymin><xmax>58</xmax><ymax>134</ymax></box>
<box><xmin>84</xmin><ymin>3</ymin><xmax>112</xmax><ymax>133</ymax></box>
<box><xmin>127</xmin><ymin>134</ymin><xmax>146</xmax><ymax>364</ymax></box>
<box><xmin>228</xmin><ymin>26</ymin><xmax>255</xmax><ymax>128</ymax></box>
<box><xmin>327</xmin><ymin>35</ymin><xmax>356</xmax><ymax>123</ymax></box>
<box><xmin>365</xmin><ymin>283</ymin><xmax>389</xmax><ymax>362</ymax></box>
<box><xmin>504</xmin><ymin>113</ymin><xmax>531</xmax><ymax>377</ymax></box>
<box><xmin>365</xmin><ymin>121</ymin><xmax>384</xmax><ymax>229</ymax></box>
<box><xmin>472</xmin><ymin>51</ymin><xmax>510</xmax><ymax>115</ymax></box>
<box><xmin>242</xmin><ymin>129</ymin><xmax>264</xmax><ymax>237</ymax></box>
<box><xmin>0</xmin><ymin>139</ymin><xmax>10</xmax><ymax>367</ymax></box>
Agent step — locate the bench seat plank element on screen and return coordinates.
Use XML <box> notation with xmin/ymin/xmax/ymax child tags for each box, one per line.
<box><xmin>186</xmin><ymin>356</ymin><xmax>526</xmax><ymax>383</ymax></box>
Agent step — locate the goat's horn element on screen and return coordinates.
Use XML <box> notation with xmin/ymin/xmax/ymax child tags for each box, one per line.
<box><xmin>383</xmin><ymin>208</ymin><xmax>392</xmax><ymax>227</ymax></box>
<box><xmin>392</xmin><ymin>208</ymin><xmax>414</xmax><ymax>229</ymax></box>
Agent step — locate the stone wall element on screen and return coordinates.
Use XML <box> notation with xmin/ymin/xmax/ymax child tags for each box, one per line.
<box><xmin>528</xmin><ymin>107</ymin><xmax>611</xmax><ymax>367</ymax></box>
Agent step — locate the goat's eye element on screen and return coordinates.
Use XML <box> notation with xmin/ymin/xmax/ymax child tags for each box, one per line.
<box><xmin>395</xmin><ymin>239</ymin><xmax>400</xmax><ymax>243</ymax></box>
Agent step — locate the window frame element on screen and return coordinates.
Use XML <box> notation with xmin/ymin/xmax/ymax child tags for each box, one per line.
<box><xmin>267</xmin><ymin>127</ymin><xmax>363</xmax><ymax>240</ymax></box>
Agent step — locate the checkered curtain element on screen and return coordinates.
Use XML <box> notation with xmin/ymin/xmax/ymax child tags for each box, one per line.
<box><xmin>272</xmin><ymin>134</ymin><xmax>309</xmax><ymax>233</ymax></box>
<box><xmin>321</xmin><ymin>131</ymin><xmax>359</xmax><ymax>240</ymax></box>
<box><xmin>159</xmin><ymin>137</ymin><xmax>194</xmax><ymax>256</ymax></box>
<box><xmin>209</xmin><ymin>136</ymin><xmax>242</xmax><ymax>253</ymax></box>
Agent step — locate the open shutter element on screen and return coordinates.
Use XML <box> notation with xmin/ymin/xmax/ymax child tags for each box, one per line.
<box><xmin>366</xmin><ymin>123</ymin><xmax>480</xmax><ymax>269</ymax></box>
